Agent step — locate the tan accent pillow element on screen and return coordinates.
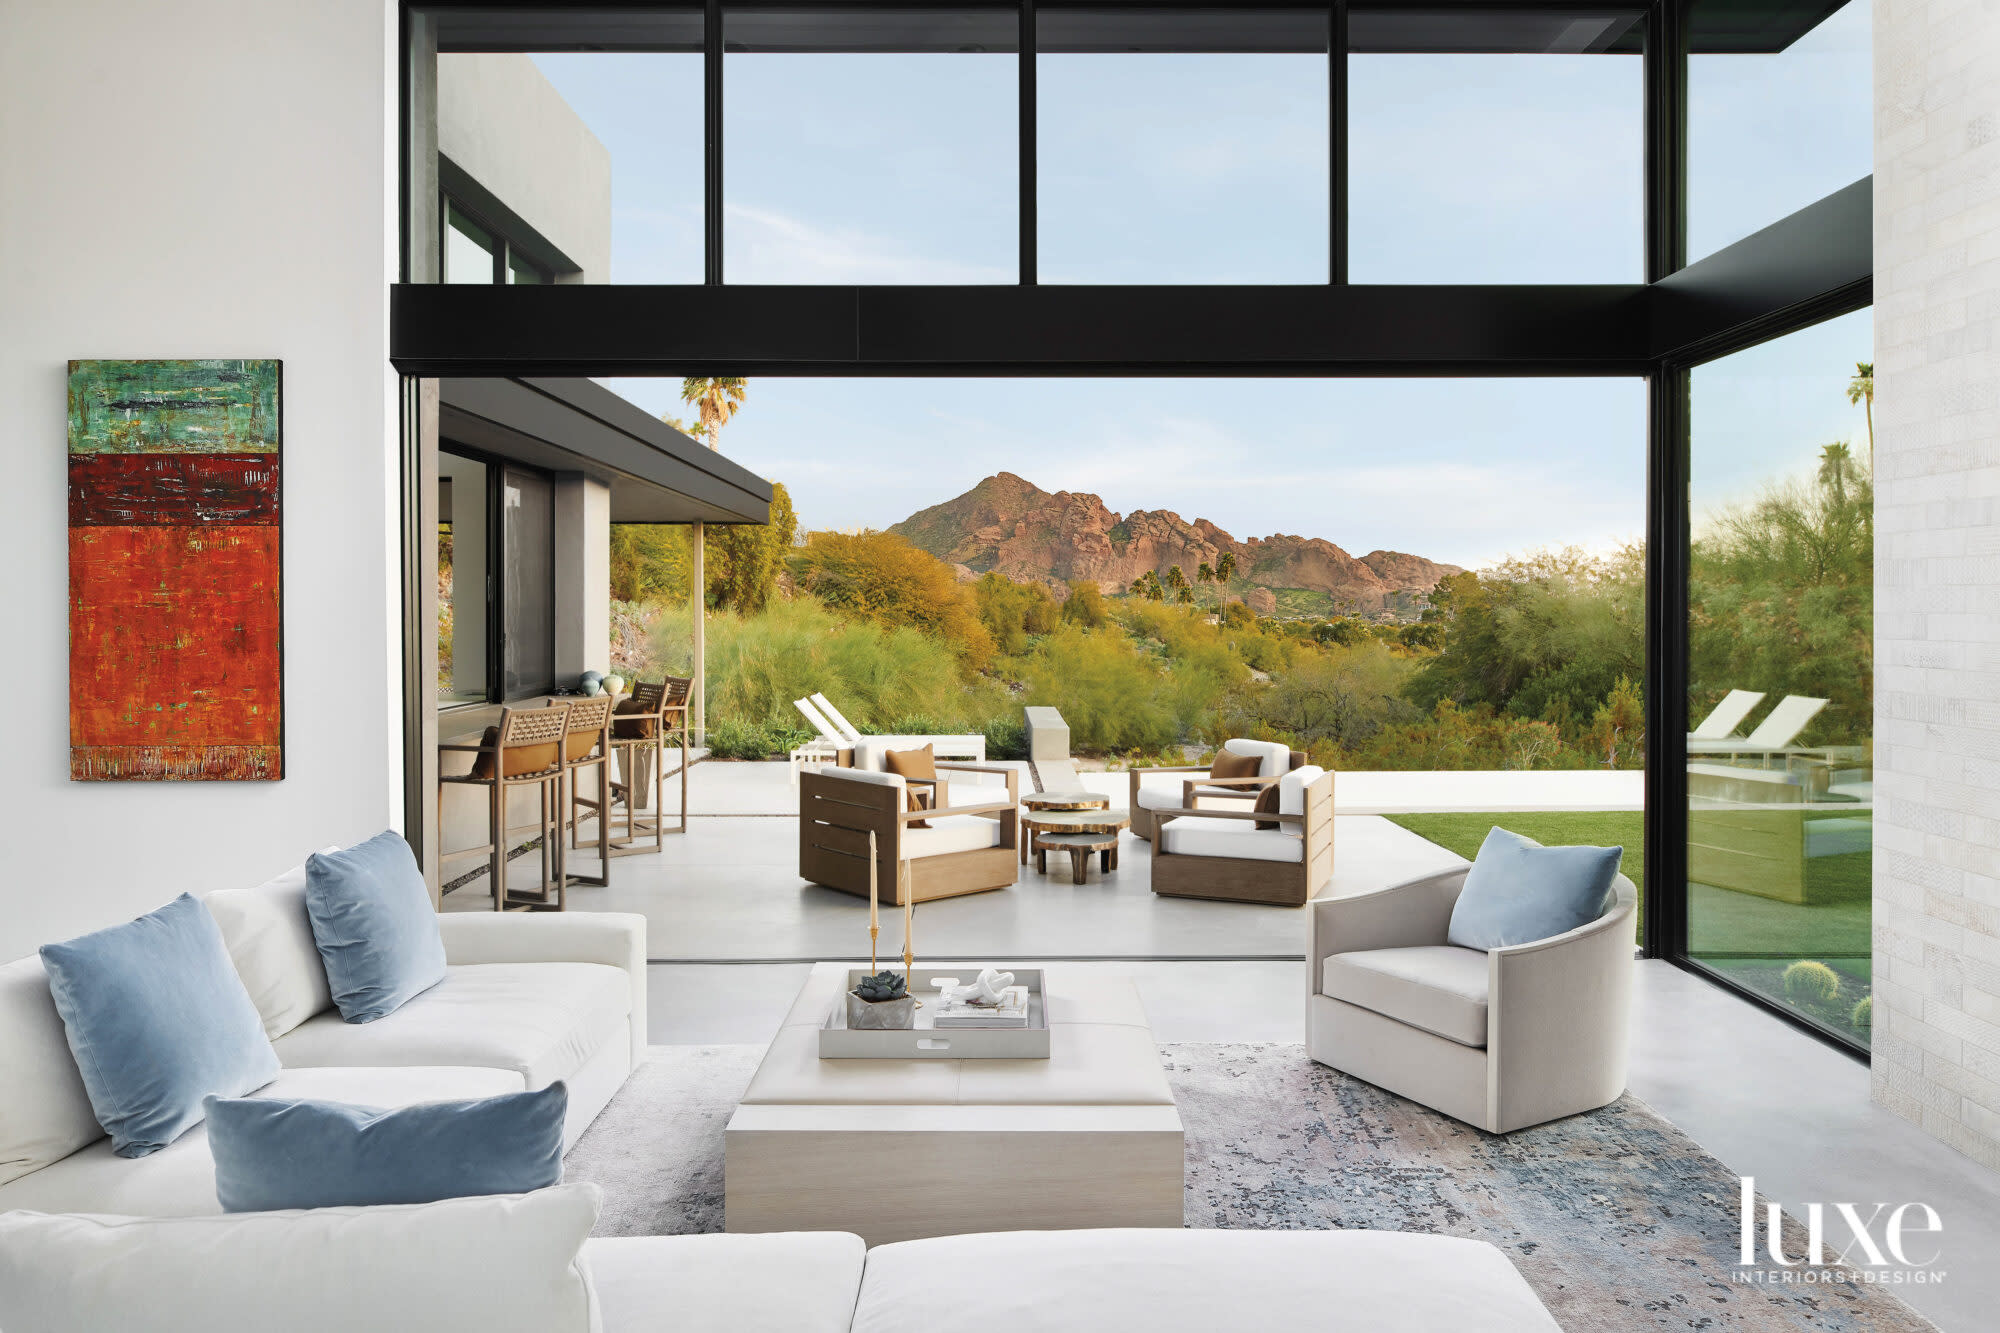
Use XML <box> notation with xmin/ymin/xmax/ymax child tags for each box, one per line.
<box><xmin>884</xmin><ymin>745</ymin><xmax>937</xmax><ymax>829</ymax></box>
<box><xmin>1210</xmin><ymin>749</ymin><xmax>1261</xmax><ymax>782</ymax></box>
<box><xmin>611</xmin><ymin>697</ymin><xmax>657</xmax><ymax>740</ymax></box>
<box><xmin>469</xmin><ymin>726</ymin><xmax>561</xmax><ymax>780</ymax></box>
<box><xmin>1253</xmin><ymin>783</ymin><xmax>1282</xmax><ymax>830</ymax></box>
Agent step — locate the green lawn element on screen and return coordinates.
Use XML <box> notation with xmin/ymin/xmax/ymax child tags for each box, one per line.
<box><xmin>1384</xmin><ymin>811</ymin><xmax>1645</xmax><ymax>892</ymax></box>
<box><xmin>1383</xmin><ymin>809</ymin><xmax>1872</xmax><ymax>983</ymax></box>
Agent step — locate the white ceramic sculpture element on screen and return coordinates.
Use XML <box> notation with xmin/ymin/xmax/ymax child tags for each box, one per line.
<box><xmin>933</xmin><ymin>967</ymin><xmax>1015</xmax><ymax>1007</ymax></box>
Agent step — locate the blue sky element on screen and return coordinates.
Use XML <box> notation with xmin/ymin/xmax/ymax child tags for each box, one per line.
<box><xmin>528</xmin><ymin>4</ymin><xmax>1870</xmax><ymax>569</ymax></box>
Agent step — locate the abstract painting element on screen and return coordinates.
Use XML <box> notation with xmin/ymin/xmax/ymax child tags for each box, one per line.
<box><xmin>68</xmin><ymin>360</ymin><xmax>283</xmax><ymax>781</ymax></box>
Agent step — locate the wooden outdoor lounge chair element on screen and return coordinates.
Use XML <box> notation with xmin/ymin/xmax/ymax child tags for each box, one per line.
<box><xmin>1150</xmin><ymin>765</ymin><xmax>1334</xmax><ymax>907</ymax></box>
<box><xmin>799</xmin><ymin>763</ymin><xmax>1021</xmax><ymax>906</ymax></box>
<box><xmin>1127</xmin><ymin>738</ymin><xmax>1305</xmax><ymax>841</ymax></box>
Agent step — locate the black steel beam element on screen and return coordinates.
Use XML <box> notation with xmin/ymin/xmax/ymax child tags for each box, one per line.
<box><xmin>1651</xmin><ymin>177</ymin><xmax>1872</xmax><ymax>358</ymax></box>
<box><xmin>1642</xmin><ymin>359</ymin><xmax>1689</xmax><ymax>960</ymax></box>
<box><xmin>704</xmin><ymin>0</ymin><xmax>724</xmax><ymax>285</ymax></box>
<box><xmin>1020</xmin><ymin>0</ymin><xmax>1036</xmax><ymax>284</ymax></box>
<box><xmin>391</xmin><ymin>282</ymin><xmax>1655</xmax><ymax>375</ymax></box>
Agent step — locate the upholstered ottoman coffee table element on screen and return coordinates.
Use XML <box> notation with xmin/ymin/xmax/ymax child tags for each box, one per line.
<box><xmin>725</xmin><ymin>962</ymin><xmax>1183</xmax><ymax>1244</ymax></box>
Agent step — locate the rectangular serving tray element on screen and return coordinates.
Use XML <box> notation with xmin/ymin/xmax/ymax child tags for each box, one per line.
<box><xmin>818</xmin><ymin>967</ymin><xmax>1050</xmax><ymax>1060</ymax></box>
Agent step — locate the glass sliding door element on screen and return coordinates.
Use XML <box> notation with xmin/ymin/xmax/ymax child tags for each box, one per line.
<box><xmin>437</xmin><ymin>451</ymin><xmax>491</xmax><ymax>704</ymax></box>
<box><xmin>501</xmin><ymin>466</ymin><xmax>555</xmax><ymax>699</ymax></box>
<box><xmin>1685</xmin><ymin>308</ymin><xmax>1874</xmax><ymax>1048</ymax></box>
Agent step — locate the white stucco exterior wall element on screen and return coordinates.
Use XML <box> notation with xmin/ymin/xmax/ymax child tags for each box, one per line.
<box><xmin>437</xmin><ymin>53</ymin><xmax>614</xmax><ymax>282</ymax></box>
<box><xmin>0</xmin><ymin>0</ymin><xmax>399</xmax><ymax>961</ymax></box>
<box><xmin>1872</xmin><ymin>0</ymin><xmax>2000</xmax><ymax>1168</ymax></box>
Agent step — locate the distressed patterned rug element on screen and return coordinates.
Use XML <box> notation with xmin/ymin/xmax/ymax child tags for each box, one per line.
<box><xmin>565</xmin><ymin>1043</ymin><xmax>1936</xmax><ymax>1333</ymax></box>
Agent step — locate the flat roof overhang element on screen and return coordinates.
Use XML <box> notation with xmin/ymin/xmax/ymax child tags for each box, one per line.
<box><xmin>437</xmin><ymin>376</ymin><xmax>771</xmax><ymax>524</ymax></box>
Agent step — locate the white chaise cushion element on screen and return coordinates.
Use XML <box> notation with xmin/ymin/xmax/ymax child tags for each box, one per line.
<box><xmin>585</xmin><ymin>1232</ymin><xmax>867</xmax><ymax>1333</ymax></box>
<box><xmin>0</xmin><ymin>956</ymin><xmax>102</xmax><ymax>1189</ymax></box>
<box><xmin>1322</xmin><ymin>946</ymin><xmax>1491</xmax><ymax>1048</ymax></box>
<box><xmin>203</xmin><ymin>850</ymin><xmax>339</xmax><ymax>1039</ymax></box>
<box><xmin>272</xmin><ymin>962</ymin><xmax>630</xmax><ymax>1089</ymax></box>
<box><xmin>903</xmin><ymin>814</ymin><xmax>1003</xmax><ymax>859</ymax></box>
<box><xmin>0</xmin><ymin>1183</ymin><xmax>600</xmax><ymax>1333</ymax></box>
<box><xmin>0</xmin><ymin>1065</ymin><xmax>523</xmax><ymax>1219</ymax></box>
<box><xmin>1158</xmin><ymin>816</ymin><xmax>1303</xmax><ymax>863</ymax></box>
<box><xmin>851</xmin><ymin>1228</ymin><xmax>1559</xmax><ymax>1333</ymax></box>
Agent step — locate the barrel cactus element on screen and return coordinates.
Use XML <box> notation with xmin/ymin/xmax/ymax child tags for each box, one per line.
<box><xmin>853</xmin><ymin>970</ymin><xmax>908</xmax><ymax>1003</ymax></box>
<box><xmin>1851</xmin><ymin>995</ymin><xmax>1873</xmax><ymax>1030</ymax></box>
<box><xmin>1782</xmin><ymin>960</ymin><xmax>1841</xmax><ymax>1007</ymax></box>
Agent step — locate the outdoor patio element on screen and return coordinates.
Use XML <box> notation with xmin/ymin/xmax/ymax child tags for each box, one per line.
<box><xmin>443</xmin><ymin>758</ymin><xmax>1644</xmax><ymax>963</ymax></box>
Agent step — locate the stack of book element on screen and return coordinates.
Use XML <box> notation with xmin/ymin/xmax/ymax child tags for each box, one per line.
<box><xmin>930</xmin><ymin>985</ymin><xmax>1031</xmax><ymax>1029</ymax></box>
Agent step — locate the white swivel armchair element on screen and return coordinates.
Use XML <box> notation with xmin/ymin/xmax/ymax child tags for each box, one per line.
<box><xmin>1307</xmin><ymin>866</ymin><xmax>1637</xmax><ymax>1134</ymax></box>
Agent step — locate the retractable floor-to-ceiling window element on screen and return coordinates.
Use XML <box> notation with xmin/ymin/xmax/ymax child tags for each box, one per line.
<box><xmin>394</xmin><ymin>0</ymin><xmax>1874</xmax><ymax>1052</ymax></box>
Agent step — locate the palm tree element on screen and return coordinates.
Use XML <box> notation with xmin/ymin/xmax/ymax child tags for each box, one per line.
<box><xmin>1176</xmin><ymin>585</ymin><xmax>1195</xmax><ymax>605</ymax></box>
<box><xmin>1215</xmin><ymin>551</ymin><xmax>1237</xmax><ymax>612</ymax></box>
<box><xmin>1847</xmin><ymin>362</ymin><xmax>1873</xmax><ymax>470</ymax></box>
<box><xmin>1142</xmin><ymin>571</ymin><xmax>1164</xmax><ymax>602</ymax></box>
<box><xmin>1128</xmin><ymin>576</ymin><xmax>1148</xmax><ymax>598</ymax></box>
<box><xmin>680</xmin><ymin>377</ymin><xmax>747</xmax><ymax>452</ymax></box>
<box><xmin>1195</xmin><ymin>561</ymin><xmax>1215</xmax><ymax>614</ymax></box>
<box><xmin>1818</xmin><ymin>441</ymin><xmax>1856</xmax><ymax>501</ymax></box>
<box><xmin>1164</xmin><ymin>565</ymin><xmax>1188</xmax><ymax>601</ymax></box>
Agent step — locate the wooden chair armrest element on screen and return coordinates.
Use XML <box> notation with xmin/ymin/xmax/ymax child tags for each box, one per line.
<box><xmin>1188</xmin><ymin>774</ymin><xmax>1275</xmax><ymax>789</ymax></box>
<box><xmin>1154</xmin><ymin>807</ymin><xmax>1302</xmax><ymax>826</ymax></box>
<box><xmin>925</xmin><ymin>799</ymin><xmax>1018</xmax><ymax>820</ymax></box>
<box><xmin>1131</xmin><ymin>764</ymin><xmax>1205</xmax><ymax>775</ymax></box>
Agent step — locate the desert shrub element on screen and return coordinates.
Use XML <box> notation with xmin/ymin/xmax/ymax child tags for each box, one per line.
<box><xmin>974</xmin><ymin>574</ymin><xmax>1059</xmax><ymax>654</ymax></box>
<box><xmin>790</xmin><ymin>530</ymin><xmax>995</xmax><ymax>668</ymax></box>
<box><xmin>1063</xmin><ymin>580</ymin><xmax>1110</xmax><ymax>628</ymax></box>
<box><xmin>1782</xmin><ymin>960</ymin><xmax>1842</xmax><ymax>1007</ymax></box>
<box><xmin>1850</xmin><ymin>995</ymin><xmax>1873</xmax><ymax>1029</ymax></box>
<box><xmin>707</xmin><ymin>716</ymin><xmax>784</xmax><ymax>760</ymax></box>
<box><xmin>1019</xmin><ymin>627</ymin><xmax>1180</xmax><ymax>753</ymax></box>
<box><xmin>983</xmin><ymin>714</ymin><xmax>1028</xmax><ymax>760</ymax></box>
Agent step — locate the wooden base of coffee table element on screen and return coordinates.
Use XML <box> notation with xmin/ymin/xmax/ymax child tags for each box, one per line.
<box><xmin>1035</xmin><ymin>830</ymin><xmax>1120</xmax><ymax>883</ymax></box>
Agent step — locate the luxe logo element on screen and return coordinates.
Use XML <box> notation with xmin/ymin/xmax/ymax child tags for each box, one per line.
<box><xmin>1736</xmin><ymin>1177</ymin><xmax>1946</xmax><ymax>1286</ymax></box>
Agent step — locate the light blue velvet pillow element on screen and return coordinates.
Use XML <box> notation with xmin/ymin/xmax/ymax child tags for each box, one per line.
<box><xmin>1445</xmin><ymin>827</ymin><xmax>1622</xmax><ymax>950</ymax></box>
<box><xmin>205</xmin><ymin>1083</ymin><xmax>566</xmax><ymax>1212</ymax></box>
<box><xmin>39</xmin><ymin>895</ymin><xmax>280</xmax><ymax>1158</ymax></box>
<box><xmin>305</xmin><ymin>832</ymin><xmax>446</xmax><ymax>1023</ymax></box>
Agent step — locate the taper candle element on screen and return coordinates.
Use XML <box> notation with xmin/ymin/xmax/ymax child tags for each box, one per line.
<box><xmin>867</xmin><ymin>832</ymin><xmax>880</xmax><ymax>972</ymax></box>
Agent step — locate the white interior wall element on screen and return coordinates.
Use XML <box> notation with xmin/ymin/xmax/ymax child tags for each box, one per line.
<box><xmin>0</xmin><ymin>0</ymin><xmax>398</xmax><ymax>961</ymax></box>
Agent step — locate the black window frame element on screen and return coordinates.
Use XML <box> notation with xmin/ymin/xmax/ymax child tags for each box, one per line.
<box><xmin>397</xmin><ymin>0</ymin><xmax>1876</xmax><ymax>1057</ymax></box>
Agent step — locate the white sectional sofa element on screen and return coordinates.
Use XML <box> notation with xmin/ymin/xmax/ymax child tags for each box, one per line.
<box><xmin>0</xmin><ymin>857</ymin><xmax>645</xmax><ymax>1219</ymax></box>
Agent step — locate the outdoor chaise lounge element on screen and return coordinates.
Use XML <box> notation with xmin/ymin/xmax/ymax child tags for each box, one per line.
<box><xmin>1687</xmin><ymin>688</ymin><xmax>1765</xmax><ymax>743</ymax></box>
<box><xmin>1127</xmin><ymin>738</ymin><xmax>1304</xmax><ymax>841</ymax></box>
<box><xmin>790</xmin><ymin>693</ymin><xmax>987</xmax><ymax>783</ymax></box>
<box><xmin>1684</xmin><ymin>694</ymin><xmax>1828</xmax><ymax>760</ymax></box>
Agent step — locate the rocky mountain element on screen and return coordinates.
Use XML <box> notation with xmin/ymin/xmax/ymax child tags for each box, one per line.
<box><xmin>888</xmin><ymin>473</ymin><xmax>1462</xmax><ymax>618</ymax></box>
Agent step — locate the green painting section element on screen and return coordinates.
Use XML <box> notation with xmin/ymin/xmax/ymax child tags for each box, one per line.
<box><xmin>68</xmin><ymin>360</ymin><xmax>279</xmax><ymax>454</ymax></box>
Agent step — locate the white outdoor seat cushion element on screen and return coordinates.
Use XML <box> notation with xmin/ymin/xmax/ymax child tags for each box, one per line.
<box><xmin>1158</xmin><ymin>816</ymin><xmax>1303</xmax><ymax>863</ymax></box>
<box><xmin>852</xmin><ymin>1229</ymin><xmax>1559</xmax><ymax>1333</ymax></box>
<box><xmin>0</xmin><ymin>1065</ymin><xmax>523</xmax><ymax>1219</ymax></box>
<box><xmin>273</xmin><ymin>961</ymin><xmax>630</xmax><ymax>1089</ymax></box>
<box><xmin>203</xmin><ymin>850</ymin><xmax>340</xmax><ymax>1040</ymax></box>
<box><xmin>0</xmin><ymin>1184</ymin><xmax>599</xmax><ymax>1333</ymax></box>
<box><xmin>903</xmin><ymin>813</ymin><xmax>1003</xmax><ymax>859</ymax></box>
<box><xmin>584</xmin><ymin>1232</ymin><xmax>867</xmax><ymax>1333</ymax></box>
<box><xmin>1322</xmin><ymin>946</ymin><xmax>1491</xmax><ymax>1049</ymax></box>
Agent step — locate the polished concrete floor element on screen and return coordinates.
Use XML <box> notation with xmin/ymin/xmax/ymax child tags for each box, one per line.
<box><xmin>468</xmin><ymin>760</ymin><xmax>1992</xmax><ymax>1328</ymax></box>
<box><xmin>647</xmin><ymin>958</ymin><xmax>1996</xmax><ymax>1332</ymax></box>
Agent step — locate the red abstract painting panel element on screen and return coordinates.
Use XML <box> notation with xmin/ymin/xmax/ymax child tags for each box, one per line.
<box><xmin>67</xmin><ymin>360</ymin><xmax>282</xmax><ymax>781</ymax></box>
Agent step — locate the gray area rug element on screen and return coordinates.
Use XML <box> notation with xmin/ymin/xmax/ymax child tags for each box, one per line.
<box><xmin>565</xmin><ymin>1043</ymin><xmax>1935</xmax><ymax>1333</ymax></box>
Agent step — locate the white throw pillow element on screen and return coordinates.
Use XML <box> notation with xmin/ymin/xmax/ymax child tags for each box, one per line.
<box><xmin>0</xmin><ymin>1184</ymin><xmax>602</xmax><ymax>1333</ymax></box>
<box><xmin>204</xmin><ymin>850</ymin><xmax>338</xmax><ymax>1039</ymax></box>
<box><xmin>0</xmin><ymin>956</ymin><xmax>104</xmax><ymax>1188</ymax></box>
<box><xmin>1279</xmin><ymin>764</ymin><xmax>1326</xmax><ymax>816</ymax></box>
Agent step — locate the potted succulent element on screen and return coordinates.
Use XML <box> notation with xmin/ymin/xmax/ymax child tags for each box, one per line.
<box><xmin>846</xmin><ymin>969</ymin><xmax>915</xmax><ymax>1030</ymax></box>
